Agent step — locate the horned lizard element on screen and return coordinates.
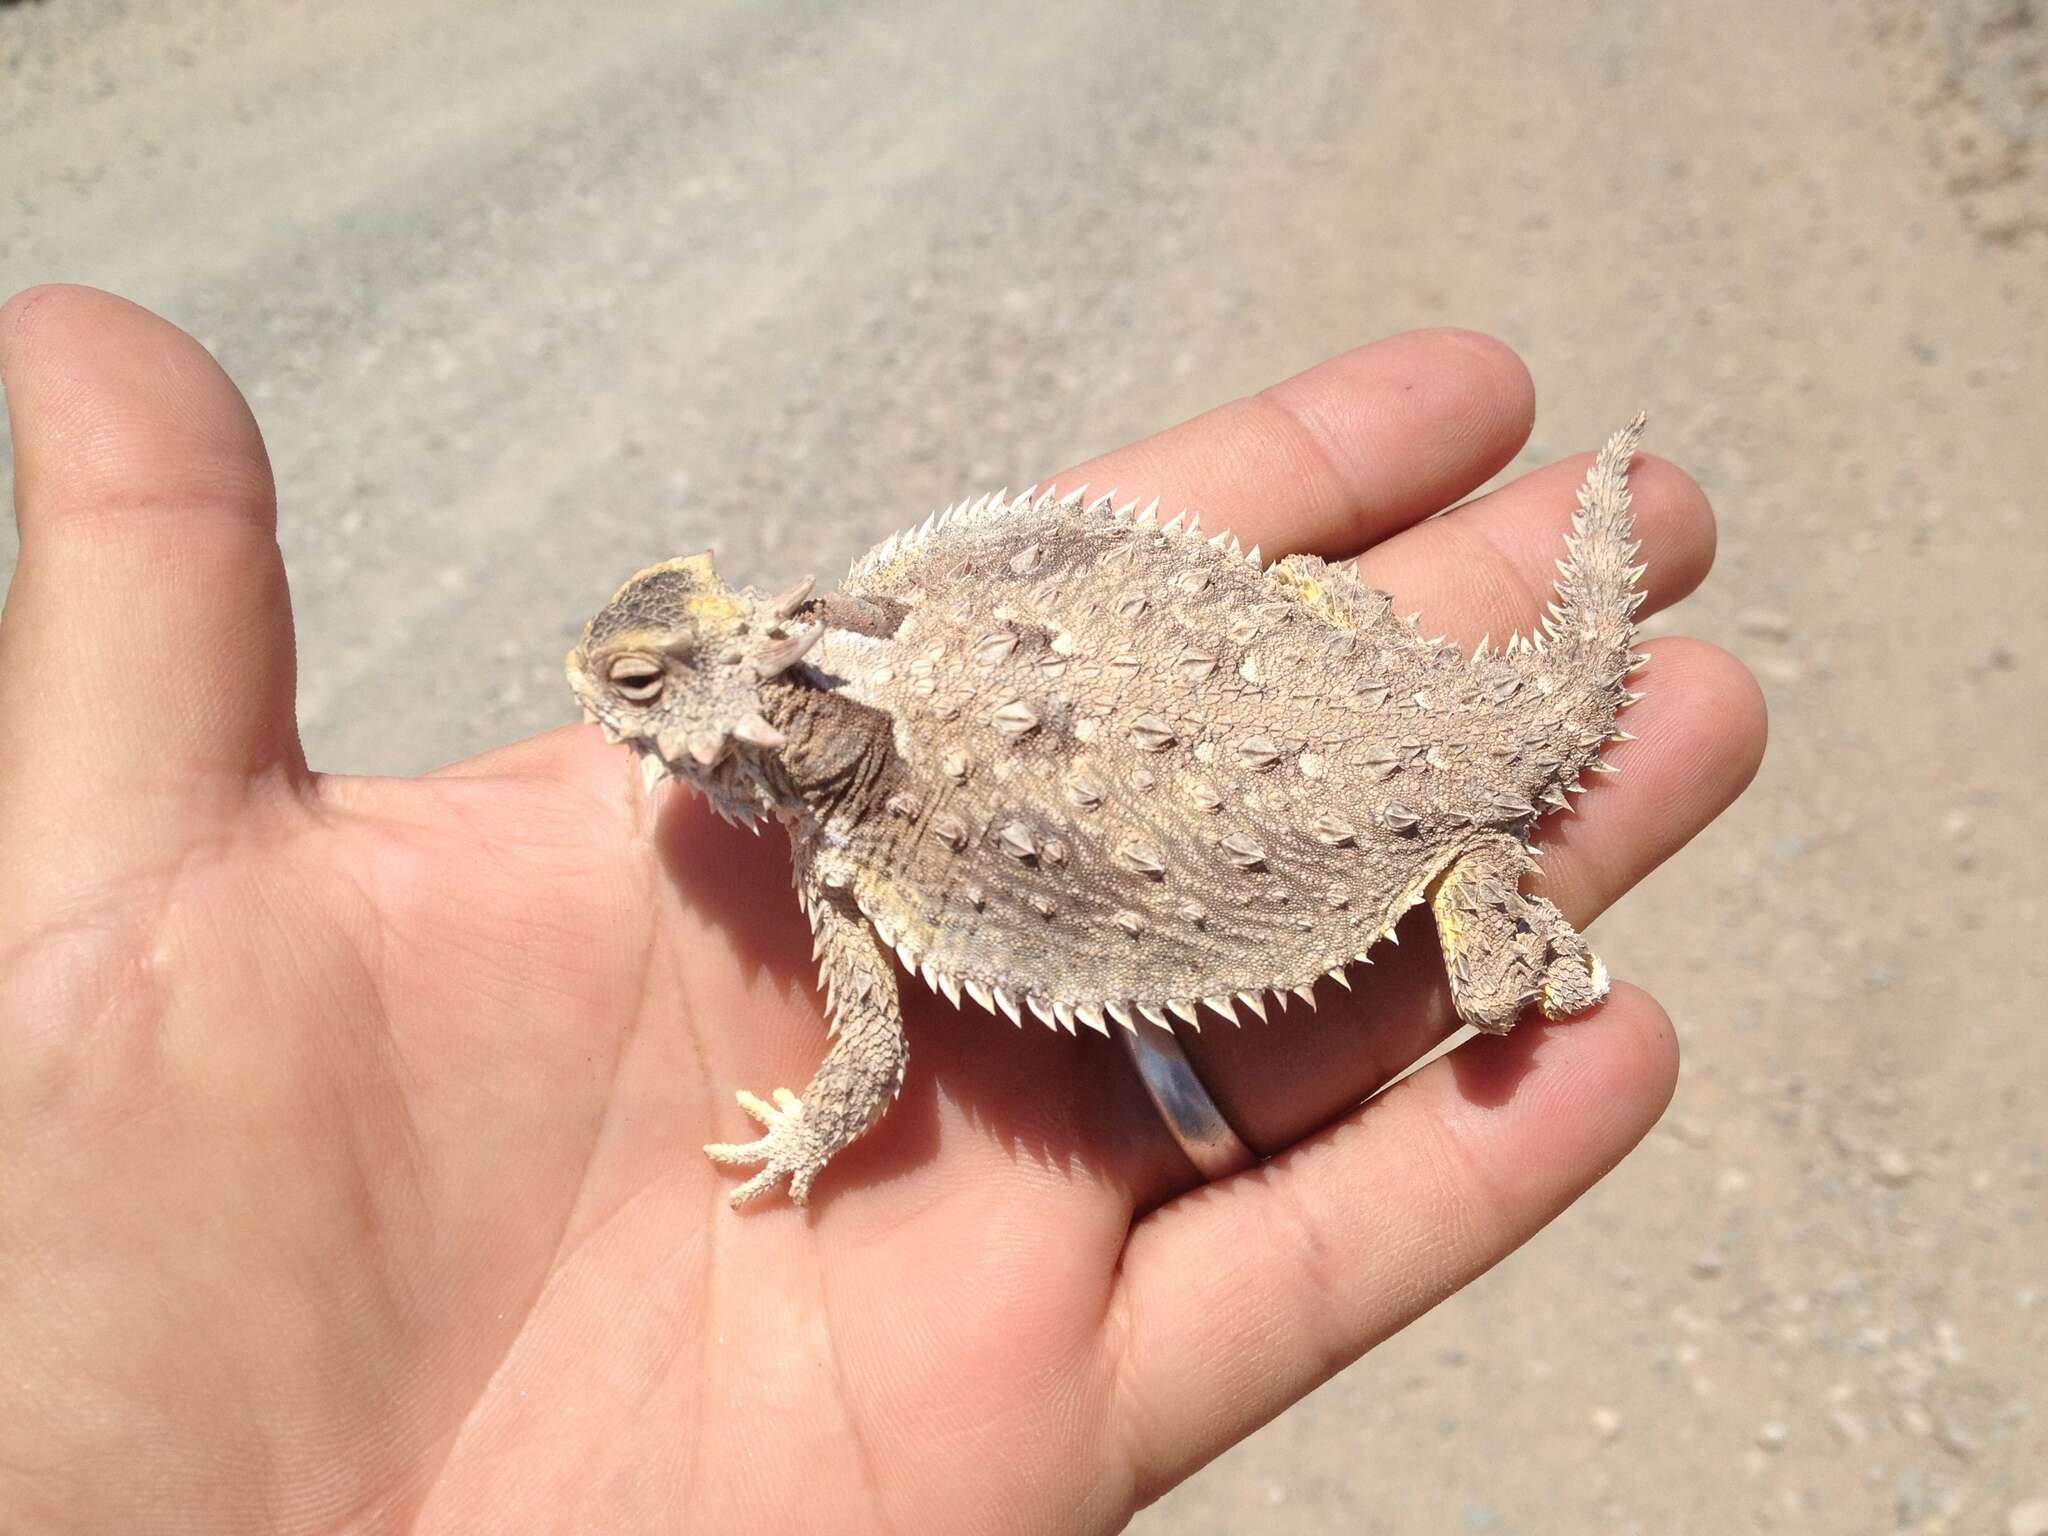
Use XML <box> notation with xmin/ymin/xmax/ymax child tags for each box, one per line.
<box><xmin>566</xmin><ymin>416</ymin><xmax>1649</xmax><ymax>1207</ymax></box>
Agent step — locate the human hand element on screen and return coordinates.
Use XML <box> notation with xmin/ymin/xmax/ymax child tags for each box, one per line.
<box><xmin>0</xmin><ymin>286</ymin><xmax>1762</xmax><ymax>1534</ymax></box>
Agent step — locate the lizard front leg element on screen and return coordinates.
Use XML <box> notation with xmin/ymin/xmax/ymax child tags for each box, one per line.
<box><xmin>704</xmin><ymin>881</ymin><xmax>907</xmax><ymax>1209</ymax></box>
<box><xmin>1430</xmin><ymin>834</ymin><xmax>1611</xmax><ymax>1034</ymax></box>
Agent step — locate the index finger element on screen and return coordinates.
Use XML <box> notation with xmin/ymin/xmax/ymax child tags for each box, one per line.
<box><xmin>1051</xmin><ymin>328</ymin><xmax>1536</xmax><ymax>560</ymax></box>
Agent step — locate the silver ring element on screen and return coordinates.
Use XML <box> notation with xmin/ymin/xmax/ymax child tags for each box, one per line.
<box><xmin>1118</xmin><ymin>1021</ymin><xmax>1257</xmax><ymax>1180</ymax></box>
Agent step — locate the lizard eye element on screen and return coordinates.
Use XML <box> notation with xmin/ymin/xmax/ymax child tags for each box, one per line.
<box><xmin>606</xmin><ymin>653</ymin><xmax>666</xmax><ymax>702</ymax></box>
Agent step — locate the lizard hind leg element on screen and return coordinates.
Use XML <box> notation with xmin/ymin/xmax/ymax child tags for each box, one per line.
<box><xmin>1430</xmin><ymin>835</ymin><xmax>1611</xmax><ymax>1035</ymax></box>
<box><xmin>704</xmin><ymin>891</ymin><xmax>908</xmax><ymax>1208</ymax></box>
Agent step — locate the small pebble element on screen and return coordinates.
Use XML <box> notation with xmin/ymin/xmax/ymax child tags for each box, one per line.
<box><xmin>1738</xmin><ymin>607</ymin><xmax>1794</xmax><ymax>641</ymax></box>
<box><xmin>1756</xmin><ymin>1420</ymin><xmax>1788</xmax><ymax>1452</ymax></box>
<box><xmin>1935</xmin><ymin>1414</ymin><xmax>1977</xmax><ymax>1462</ymax></box>
<box><xmin>2010</xmin><ymin>1498</ymin><xmax>2048</xmax><ymax>1536</ymax></box>
<box><xmin>1590</xmin><ymin>1406</ymin><xmax>1622</xmax><ymax>1441</ymax></box>
<box><xmin>1874</xmin><ymin>1146</ymin><xmax>1916</xmax><ymax>1185</ymax></box>
<box><xmin>1756</xmin><ymin>653</ymin><xmax>1804</xmax><ymax>686</ymax></box>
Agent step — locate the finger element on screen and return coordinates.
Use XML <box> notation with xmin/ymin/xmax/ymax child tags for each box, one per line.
<box><xmin>1168</xmin><ymin>636</ymin><xmax>1763</xmax><ymax>1160</ymax></box>
<box><xmin>1508</xmin><ymin>637</ymin><xmax>1765</xmax><ymax>922</ymax></box>
<box><xmin>1358</xmin><ymin>448</ymin><xmax>1718</xmax><ymax>643</ymax></box>
<box><xmin>0</xmin><ymin>287</ymin><xmax>300</xmax><ymax>795</ymax></box>
<box><xmin>1050</xmin><ymin>329</ymin><xmax>1534</xmax><ymax>559</ymax></box>
<box><xmin>1111</xmin><ymin>984</ymin><xmax>1677</xmax><ymax>1499</ymax></box>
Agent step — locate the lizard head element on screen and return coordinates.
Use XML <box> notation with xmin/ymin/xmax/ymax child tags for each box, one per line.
<box><xmin>566</xmin><ymin>552</ymin><xmax>820</xmax><ymax>812</ymax></box>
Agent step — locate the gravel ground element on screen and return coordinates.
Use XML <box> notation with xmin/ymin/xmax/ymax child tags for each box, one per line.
<box><xmin>3</xmin><ymin>2</ymin><xmax>2043</xmax><ymax>1531</ymax></box>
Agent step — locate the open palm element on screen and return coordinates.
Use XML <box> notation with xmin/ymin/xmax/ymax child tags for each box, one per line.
<box><xmin>0</xmin><ymin>287</ymin><xmax>1762</xmax><ymax>1535</ymax></box>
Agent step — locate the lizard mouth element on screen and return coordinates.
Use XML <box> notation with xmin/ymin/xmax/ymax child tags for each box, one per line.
<box><xmin>574</xmin><ymin>698</ymin><xmax>624</xmax><ymax>744</ymax></box>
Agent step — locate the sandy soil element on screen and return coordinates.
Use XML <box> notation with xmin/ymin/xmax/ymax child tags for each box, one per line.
<box><xmin>3</xmin><ymin>1</ymin><xmax>2043</xmax><ymax>1530</ymax></box>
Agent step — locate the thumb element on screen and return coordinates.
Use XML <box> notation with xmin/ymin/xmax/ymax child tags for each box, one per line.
<box><xmin>0</xmin><ymin>286</ymin><xmax>304</xmax><ymax>860</ymax></box>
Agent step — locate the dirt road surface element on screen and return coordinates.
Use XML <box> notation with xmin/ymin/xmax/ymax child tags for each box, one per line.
<box><xmin>4</xmin><ymin>2</ymin><xmax>2042</xmax><ymax>1531</ymax></box>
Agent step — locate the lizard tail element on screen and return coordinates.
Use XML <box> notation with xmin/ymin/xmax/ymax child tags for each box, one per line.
<box><xmin>1515</xmin><ymin>414</ymin><xmax>1650</xmax><ymax>759</ymax></box>
<box><xmin>1549</xmin><ymin>412</ymin><xmax>1648</xmax><ymax>663</ymax></box>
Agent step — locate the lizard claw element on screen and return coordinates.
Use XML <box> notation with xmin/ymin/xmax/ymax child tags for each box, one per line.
<box><xmin>706</xmin><ymin>1087</ymin><xmax>825</xmax><ymax>1207</ymax></box>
